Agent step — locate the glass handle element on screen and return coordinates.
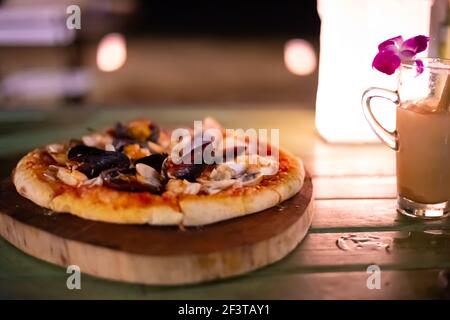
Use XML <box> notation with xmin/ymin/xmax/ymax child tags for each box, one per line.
<box><xmin>362</xmin><ymin>87</ymin><xmax>399</xmax><ymax>151</ymax></box>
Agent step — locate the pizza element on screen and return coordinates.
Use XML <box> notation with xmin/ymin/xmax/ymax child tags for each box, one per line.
<box><xmin>12</xmin><ymin>118</ymin><xmax>305</xmax><ymax>226</ymax></box>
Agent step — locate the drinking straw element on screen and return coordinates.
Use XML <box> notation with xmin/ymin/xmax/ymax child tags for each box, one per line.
<box><xmin>437</xmin><ymin>75</ymin><xmax>450</xmax><ymax>112</ymax></box>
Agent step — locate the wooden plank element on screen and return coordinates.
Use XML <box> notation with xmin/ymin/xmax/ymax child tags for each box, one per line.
<box><xmin>0</xmin><ymin>234</ymin><xmax>446</xmax><ymax>299</ymax></box>
<box><xmin>0</xmin><ymin>269</ymin><xmax>446</xmax><ymax>300</ymax></box>
<box><xmin>245</xmin><ymin>269</ymin><xmax>446</xmax><ymax>300</ymax></box>
<box><xmin>313</xmin><ymin>176</ymin><xmax>396</xmax><ymax>199</ymax></box>
<box><xmin>0</xmin><ymin>110</ymin><xmax>93</xmax><ymax>136</ymax></box>
<box><xmin>312</xmin><ymin>199</ymin><xmax>399</xmax><ymax>231</ymax></box>
<box><xmin>303</xmin><ymin>147</ymin><xmax>395</xmax><ymax>177</ymax></box>
<box><xmin>311</xmin><ymin>199</ymin><xmax>450</xmax><ymax>232</ymax></box>
<box><xmin>263</xmin><ymin>230</ymin><xmax>450</xmax><ymax>276</ymax></box>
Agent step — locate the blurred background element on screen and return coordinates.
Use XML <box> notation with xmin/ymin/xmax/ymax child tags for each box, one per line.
<box><xmin>0</xmin><ymin>0</ymin><xmax>321</xmax><ymax>109</ymax></box>
<box><xmin>0</xmin><ymin>0</ymin><xmax>448</xmax><ymax>109</ymax></box>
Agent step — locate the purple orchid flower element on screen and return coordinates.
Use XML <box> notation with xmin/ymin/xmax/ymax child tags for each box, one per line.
<box><xmin>372</xmin><ymin>35</ymin><xmax>429</xmax><ymax>75</ymax></box>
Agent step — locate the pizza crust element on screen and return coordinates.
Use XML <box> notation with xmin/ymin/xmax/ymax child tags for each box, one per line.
<box><xmin>13</xmin><ymin>150</ymin><xmax>56</xmax><ymax>209</ymax></box>
<box><xmin>241</xmin><ymin>187</ymin><xmax>281</xmax><ymax>217</ymax></box>
<box><xmin>13</xmin><ymin>147</ymin><xmax>305</xmax><ymax>226</ymax></box>
<box><xmin>180</xmin><ymin>193</ymin><xmax>247</xmax><ymax>226</ymax></box>
<box><xmin>180</xmin><ymin>185</ymin><xmax>282</xmax><ymax>226</ymax></box>
<box><xmin>50</xmin><ymin>189</ymin><xmax>183</xmax><ymax>225</ymax></box>
<box><xmin>270</xmin><ymin>150</ymin><xmax>305</xmax><ymax>202</ymax></box>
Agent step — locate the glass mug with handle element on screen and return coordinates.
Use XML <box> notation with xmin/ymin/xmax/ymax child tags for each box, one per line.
<box><xmin>362</xmin><ymin>58</ymin><xmax>450</xmax><ymax>219</ymax></box>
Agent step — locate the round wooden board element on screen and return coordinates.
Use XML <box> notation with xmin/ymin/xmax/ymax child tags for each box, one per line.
<box><xmin>0</xmin><ymin>172</ymin><xmax>313</xmax><ymax>285</ymax></box>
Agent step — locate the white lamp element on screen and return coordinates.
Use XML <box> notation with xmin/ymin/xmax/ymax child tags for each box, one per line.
<box><xmin>315</xmin><ymin>0</ymin><xmax>433</xmax><ymax>143</ymax></box>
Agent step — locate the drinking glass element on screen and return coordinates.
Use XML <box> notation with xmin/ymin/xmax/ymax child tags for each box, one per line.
<box><xmin>362</xmin><ymin>58</ymin><xmax>450</xmax><ymax>219</ymax></box>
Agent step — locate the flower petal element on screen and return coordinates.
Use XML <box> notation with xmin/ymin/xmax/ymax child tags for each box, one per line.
<box><xmin>401</xmin><ymin>35</ymin><xmax>429</xmax><ymax>54</ymax></box>
<box><xmin>378</xmin><ymin>35</ymin><xmax>403</xmax><ymax>51</ymax></box>
<box><xmin>399</xmin><ymin>49</ymin><xmax>416</xmax><ymax>59</ymax></box>
<box><xmin>372</xmin><ymin>50</ymin><xmax>401</xmax><ymax>75</ymax></box>
<box><xmin>415</xmin><ymin>59</ymin><xmax>424</xmax><ymax>75</ymax></box>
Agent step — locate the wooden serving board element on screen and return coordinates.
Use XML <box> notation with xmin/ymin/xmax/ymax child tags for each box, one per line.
<box><xmin>0</xmin><ymin>173</ymin><xmax>313</xmax><ymax>285</ymax></box>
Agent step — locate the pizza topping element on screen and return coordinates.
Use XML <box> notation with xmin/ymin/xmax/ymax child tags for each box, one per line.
<box><xmin>235</xmin><ymin>154</ymin><xmax>279</xmax><ymax>177</ymax></box>
<box><xmin>128</xmin><ymin>120</ymin><xmax>152</xmax><ymax>142</ymax></box>
<box><xmin>135</xmin><ymin>153</ymin><xmax>167</xmax><ymax>172</ymax></box>
<box><xmin>46</xmin><ymin>143</ymin><xmax>64</xmax><ymax>153</ymax></box>
<box><xmin>81</xmin><ymin>133</ymin><xmax>113</xmax><ymax>150</ymax></box>
<box><xmin>110</xmin><ymin>137</ymin><xmax>131</xmax><ymax>150</ymax></box>
<box><xmin>112</xmin><ymin>122</ymin><xmax>133</xmax><ymax>140</ymax></box>
<box><xmin>64</xmin><ymin>143</ymin><xmax>168</xmax><ymax>193</ymax></box>
<box><xmin>209</xmin><ymin>165</ymin><xmax>235</xmax><ymax>180</ymax></box>
<box><xmin>104</xmin><ymin>144</ymin><xmax>116</xmax><ymax>152</ymax></box>
<box><xmin>164</xmin><ymin>161</ymin><xmax>207</xmax><ymax>182</ymax></box>
<box><xmin>68</xmin><ymin>145</ymin><xmax>130</xmax><ymax>178</ymax></box>
<box><xmin>251</xmin><ymin>156</ymin><xmax>279</xmax><ymax>176</ymax></box>
<box><xmin>192</xmin><ymin>155</ymin><xmax>279</xmax><ymax>193</ymax></box>
<box><xmin>101</xmin><ymin>168</ymin><xmax>161</xmax><ymax>193</ymax></box>
<box><xmin>237</xmin><ymin>172</ymin><xmax>263</xmax><ymax>187</ymax></box>
<box><xmin>107</xmin><ymin>120</ymin><xmax>168</xmax><ymax>154</ymax></box>
<box><xmin>149</xmin><ymin>123</ymin><xmax>161</xmax><ymax>143</ymax></box>
<box><xmin>210</xmin><ymin>162</ymin><xmax>246</xmax><ymax>180</ymax></box>
<box><xmin>222</xmin><ymin>161</ymin><xmax>247</xmax><ymax>175</ymax></box>
<box><xmin>112</xmin><ymin>120</ymin><xmax>160</xmax><ymax>144</ymax></box>
<box><xmin>199</xmin><ymin>179</ymin><xmax>237</xmax><ymax>195</ymax></box>
<box><xmin>42</xmin><ymin>164</ymin><xmax>59</xmax><ymax>181</ymax></box>
<box><xmin>135</xmin><ymin>163</ymin><xmax>161</xmax><ymax>189</ymax></box>
<box><xmin>166</xmin><ymin>179</ymin><xmax>201</xmax><ymax>195</ymax></box>
<box><xmin>162</xmin><ymin>140</ymin><xmax>212</xmax><ymax>182</ymax></box>
<box><xmin>82</xmin><ymin>176</ymin><xmax>103</xmax><ymax>187</ymax></box>
<box><xmin>123</xmin><ymin>143</ymin><xmax>151</xmax><ymax>159</ymax></box>
<box><xmin>56</xmin><ymin>167</ymin><xmax>88</xmax><ymax>187</ymax></box>
<box><xmin>68</xmin><ymin>144</ymin><xmax>107</xmax><ymax>158</ymax></box>
<box><xmin>185</xmin><ymin>182</ymin><xmax>202</xmax><ymax>194</ymax></box>
<box><xmin>45</xmin><ymin>144</ymin><xmax>68</xmax><ymax>165</ymax></box>
<box><xmin>216</xmin><ymin>137</ymin><xmax>247</xmax><ymax>161</ymax></box>
<box><xmin>147</xmin><ymin>141</ymin><xmax>165</xmax><ymax>154</ymax></box>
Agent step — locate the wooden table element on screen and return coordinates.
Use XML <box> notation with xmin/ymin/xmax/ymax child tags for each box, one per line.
<box><xmin>1</xmin><ymin>105</ymin><xmax>449</xmax><ymax>299</ymax></box>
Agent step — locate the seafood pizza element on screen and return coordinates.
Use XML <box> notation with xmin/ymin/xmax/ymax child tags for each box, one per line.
<box><xmin>12</xmin><ymin>118</ymin><xmax>305</xmax><ymax>226</ymax></box>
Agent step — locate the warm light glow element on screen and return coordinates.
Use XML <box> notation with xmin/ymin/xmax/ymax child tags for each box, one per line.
<box><xmin>96</xmin><ymin>33</ymin><xmax>127</xmax><ymax>72</ymax></box>
<box><xmin>284</xmin><ymin>39</ymin><xmax>317</xmax><ymax>76</ymax></box>
<box><xmin>315</xmin><ymin>0</ymin><xmax>433</xmax><ymax>143</ymax></box>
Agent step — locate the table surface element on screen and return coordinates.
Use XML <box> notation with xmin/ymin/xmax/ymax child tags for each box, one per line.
<box><xmin>0</xmin><ymin>105</ymin><xmax>449</xmax><ymax>299</ymax></box>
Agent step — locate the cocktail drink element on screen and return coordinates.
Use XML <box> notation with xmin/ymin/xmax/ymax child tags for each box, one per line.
<box><xmin>363</xmin><ymin>58</ymin><xmax>450</xmax><ymax>218</ymax></box>
<box><xmin>397</xmin><ymin>99</ymin><xmax>450</xmax><ymax>204</ymax></box>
